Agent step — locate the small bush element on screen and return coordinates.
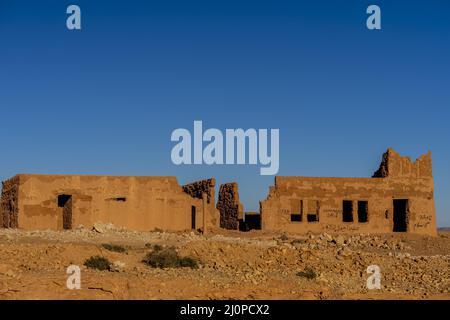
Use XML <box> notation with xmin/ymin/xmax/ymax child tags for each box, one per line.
<box><xmin>102</xmin><ymin>243</ymin><xmax>127</xmax><ymax>253</ymax></box>
<box><xmin>296</xmin><ymin>267</ymin><xmax>317</xmax><ymax>280</ymax></box>
<box><xmin>142</xmin><ymin>247</ymin><xmax>198</xmax><ymax>269</ymax></box>
<box><xmin>84</xmin><ymin>256</ymin><xmax>111</xmax><ymax>271</ymax></box>
<box><xmin>144</xmin><ymin>243</ymin><xmax>163</xmax><ymax>251</ymax></box>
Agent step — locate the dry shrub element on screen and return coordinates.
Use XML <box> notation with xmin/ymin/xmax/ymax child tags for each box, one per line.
<box><xmin>102</xmin><ymin>243</ymin><xmax>127</xmax><ymax>253</ymax></box>
<box><xmin>296</xmin><ymin>267</ymin><xmax>317</xmax><ymax>280</ymax></box>
<box><xmin>84</xmin><ymin>256</ymin><xmax>111</xmax><ymax>271</ymax></box>
<box><xmin>142</xmin><ymin>247</ymin><xmax>198</xmax><ymax>269</ymax></box>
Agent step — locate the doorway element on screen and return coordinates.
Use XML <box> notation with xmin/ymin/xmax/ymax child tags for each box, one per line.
<box><xmin>191</xmin><ymin>206</ymin><xmax>196</xmax><ymax>230</ymax></box>
<box><xmin>393</xmin><ymin>199</ymin><xmax>408</xmax><ymax>232</ymax></box>
<box><xmin>58</xmin><ymin>194</ymin><xmax>73</xmax><ymax>230</ymax></box>
<box><xmin>342</xmin><ymin>200</ymin><xmax>353</xmax><ymax>222</ymax></box>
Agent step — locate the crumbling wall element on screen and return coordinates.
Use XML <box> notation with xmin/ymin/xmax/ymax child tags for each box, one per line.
<box><xmin>373</xmin><ymin>150</ymin><xmax>390</xmax><ymax>178</ymax></box>
<box><xmin>373</xmin><ymin>148</ymin><xmax>432</xmax><ymax>178</ymax></box>
<box><xmin>182</xmin><ymin>178</ymin><xmax>219</xmax><ymax>230</ymax></box>
<box><xmin>182</xmin><ymin>178</ymin><xmax>215</xmax><ymax>204</ymax></box>
<box><xmin>217</xmin><ymin>183</ymin><xmax>243</xmax><ymax>230</ymax></box>
<box><xmin>1</xmin><ymin>176</ymin><xmax>20</xmax><ymax>228</ymax></box>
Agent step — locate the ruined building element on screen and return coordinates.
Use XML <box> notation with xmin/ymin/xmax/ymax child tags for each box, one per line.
<box><xmin>260</xmin><ymin>149</ymin><xmax>437</xmax><ymax>236</ymax></box>
<box><xmin>0</xmin><ymin>175</ymin><xmax>218</xmax><ymax>232</ymax></box>
<box><xmin>0</xmin><ymin>149</ymin><xmax>438</xmax><ymax>236</ymax></box>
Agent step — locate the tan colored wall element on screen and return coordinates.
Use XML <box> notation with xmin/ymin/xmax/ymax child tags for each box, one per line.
<box><xmin>373</xmin><ymin>148</ymin><xmax>433</xmax><ymax>178</ymax></box>
<box><xmin>10</xmin><ymin>174</ymin><xmax>206</xmax><ymax>232</ymax></box>
<box><xmin>260</xmin><ymin>149</ymin><xmax>437</xmax><ymax>236</ymax></box>
<box><xmin>182</xmin><ymin>178</ymin><xmax>219</xmax><ymax>231</ymax></box>
<box><xmin>0</xmin><ymin>149</ymin><xmax>438</xmax><ymax>235</ymax></box>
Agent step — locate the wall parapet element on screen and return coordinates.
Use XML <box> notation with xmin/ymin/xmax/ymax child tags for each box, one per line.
<box><xmin>373</xmin><ymin>148</ymin><xmax>433</xmax><ymax>179</ymax></box>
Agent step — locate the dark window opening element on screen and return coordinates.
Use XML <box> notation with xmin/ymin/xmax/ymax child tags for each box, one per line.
<box><xmin>358</xmin><ymin>201</ymin><xmax>368</xmax><ymax>223</ymax></box>
<box><xmin>291</xmin><ymin>214</ymin><xmax>302</xmax><ymax>222</ymax></box>
<box><xmin>191</xmin><ymin>206</ymin><xmax>196</xmax><ymax>229</ymax></box>
<box><xmin>307</xmin><ymin>213</ymin><xmax>319</xmax><ymax>222</ymax></box>
<box><xmin>343</xmin><ymin>200</ymin><xmax>353</xmax><ymax>222</ymax></box>
<box><xmin>393</xmin><ymin>199</ymin><xmax>408</xmax><ymax>232</ymax></box>
<box><xmin>114</xmin><ymin>197</ymin><xmax>126</xmax><ymax>202</ymax></box>
<box><xmin>58</xmin><ymin>194</ymin><xmax>72</xmax><ymax>207</ymax></box>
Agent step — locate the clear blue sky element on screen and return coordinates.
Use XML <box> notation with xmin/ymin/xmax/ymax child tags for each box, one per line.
<box><xmin>0</xmin><ymin>1</ymin><xmax>449</xmax><ymax>226</ymax></box>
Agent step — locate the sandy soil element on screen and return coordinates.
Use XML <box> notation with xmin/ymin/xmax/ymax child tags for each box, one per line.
<box><xmin>0</xmin><ymin>226</ymin><xmax>448</xmax><ymax>300</ymax></box>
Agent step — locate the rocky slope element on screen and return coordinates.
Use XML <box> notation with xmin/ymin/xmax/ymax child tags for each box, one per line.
<box><xmin>0</xmin><ymin>226</ymin><xmax>448</xmax><ymax>300</ymax></box>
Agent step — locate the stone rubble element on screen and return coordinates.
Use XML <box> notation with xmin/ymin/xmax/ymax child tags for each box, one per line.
<box><xmin>0</xmin><ymin>228</ymin><xmax>448</xmax><ymax>299</ymax></box>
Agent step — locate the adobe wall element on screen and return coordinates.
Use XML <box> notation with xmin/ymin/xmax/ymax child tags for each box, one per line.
<box><xmin>1</xmin><ymin>176</ymin><xmax>20</xmax><ymax>228</ymax></box>
<box><xmin>217</xmin><ymin>183</ymin><xmax>244</xmax><ymax>230</ymax></box>
<box><xmin>260</xmin><ymin>150</ymin><xmax>437</xmax><ymax>236</ymax></box>
<box><xmin>0</xmin><ymin>149</ymin><xmax>437</xmax><ymax>235</ymax></box>
<box><xmin>373</xmin><ymin>148</ymin><xmax>433</xmax><ymax>178</ymax></box>
<box><xmin>182</xmin><ymin>178</ymin><xmax>219</xmax><ymax>230</ymax></box>
<box><xmin>8</xmin><ymin>174</ymin><xmax>204</xmax><ymax>231</ymax></box>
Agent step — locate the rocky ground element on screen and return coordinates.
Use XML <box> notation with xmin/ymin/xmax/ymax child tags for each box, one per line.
<box><xmin>0</xmin><ymin>225</ymin><xmax>448</xmax><ymax>300</ymax></box>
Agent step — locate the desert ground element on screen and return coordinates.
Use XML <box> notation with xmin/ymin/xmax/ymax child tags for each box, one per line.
<box><xmin>0</xmin><ymin>225</ymin><xmax>448</xmax><ymax>300</ymax></box>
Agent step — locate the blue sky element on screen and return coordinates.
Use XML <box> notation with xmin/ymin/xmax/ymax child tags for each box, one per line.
<box><xmin>0</xmin><ymin>0</ymin><xmax>449</xmax><ymax>226</ymax></box>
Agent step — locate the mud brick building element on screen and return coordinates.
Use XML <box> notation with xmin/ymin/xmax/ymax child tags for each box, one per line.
<box><xmin>260</xmin><ymin>149</ymin><xmax>437</xmax><ymax>236</ymax></box>
<box><xmin>0</xmin><ymin>149</ymin><xmax>438</xmax><ymax>236</ymax></box>
<box><xmin>0</xmin><ymin>175</ymin><xmax>218</xmax><ymax>232</ymax></box>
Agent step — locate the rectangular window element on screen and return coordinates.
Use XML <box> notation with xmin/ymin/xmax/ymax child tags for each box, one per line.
<box><xmin>358</xmin><ymin>201</ymin><xmax>368</xmax><ymax>223</ymax></box>
<box><xmin>290</xmin><ymin>199</ymin><xmax>303</xmax><ymax>222</ymax></box>
<box><xmin>106</xmin><ymin>197</ymin><xmax>127</xmax><ymax>202</ymax></box>
<box><xmin>307</xmin><ymin>200</ymin><xmax>319</xmax><ymax>222</ymax></box>
<box><xmin>307</xmin><ymin>213</ymin><xmax>319</xmax><ymax>222</ymax></box>
<box><xmin>343</xmin><ymin>200</ymin><xmax>353</xmax><ymax>222</ymax></box>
